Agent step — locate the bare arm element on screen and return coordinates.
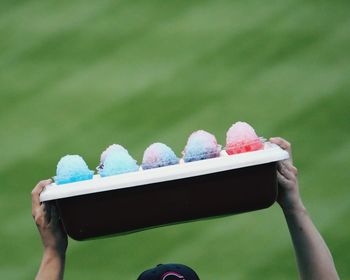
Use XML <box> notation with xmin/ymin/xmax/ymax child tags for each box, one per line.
<box><xmin>270</xmin><ymin>137</ymin><xmax>339</xmax><ymax>280</ymax></box>
<box><xmin>32</xmin><ymin>180</ymin><xmax>68</xmax><ymax>280</ymax></box>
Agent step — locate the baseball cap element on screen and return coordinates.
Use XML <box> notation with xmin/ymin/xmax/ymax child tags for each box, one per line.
<box><xmin>137</xmin><ymin>263</ymin><xmax>200</xmax><ymax>280</ymax></box>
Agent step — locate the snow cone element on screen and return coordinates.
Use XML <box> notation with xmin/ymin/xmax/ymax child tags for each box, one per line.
<box><xmin>183</xmin><ymin>130</ymin><xmax>221</xmax><ymax>162</ymax></box>
<box><xmin>97</xmin><ymin>144</ymin><xmax>139</xmax><ymax>177</ymax></box>
<box><xmin>55</xmin><ymin>155</ymin><xmax>94</xmax><ymax>185</ymax></box>
<box><xmin>225</xmin><ymin>122</ymin><xmax>263</xmax><ymax>155</ymax></box>
<box><xmin>142</xmin><ymin>143</ymin><xmax>179</xmax><ymax>170</ymax></box>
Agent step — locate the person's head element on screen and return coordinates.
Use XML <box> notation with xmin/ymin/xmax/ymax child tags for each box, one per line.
<box><xmin>137</xmin><ymin>264</ymin><xmax>200</xmax><ymax>280</ymax></box>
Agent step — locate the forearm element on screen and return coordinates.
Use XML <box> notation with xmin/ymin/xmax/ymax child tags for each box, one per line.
<box><xmin>284</xmin><ymin>205</ymin><xmax>339</xmax><ymax>280</ymax></box>
<box><xmin>36</xmin><ymin>249</ymin><xmax>65</xmax><ymax>280</ymax></box>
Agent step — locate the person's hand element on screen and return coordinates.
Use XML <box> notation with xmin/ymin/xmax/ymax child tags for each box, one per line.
<box><xmin>269</xmin><ymin>137</ymin><xmax>305</xmax><ymax>213</ymax></box>
<box><xmin>31</xmin><ymin>179</ymin><xmax>68</xmax><ymax>258</ymax></box>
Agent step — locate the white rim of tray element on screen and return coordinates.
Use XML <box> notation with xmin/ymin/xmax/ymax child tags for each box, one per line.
<box><xmin>40</xmin><ymin>142</ymin><xmax>289</xmax><ymax>202</ymax></box>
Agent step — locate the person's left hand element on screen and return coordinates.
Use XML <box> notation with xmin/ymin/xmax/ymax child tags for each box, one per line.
<box><xmin>31</xmin><ymin>179</ymin><xmax>68</xmax><ymax>257</ymax></box>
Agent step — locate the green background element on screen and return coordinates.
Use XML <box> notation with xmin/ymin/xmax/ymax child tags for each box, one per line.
<box><xmin>1</xmin><ymin>0</ymin><xmax>349</xmax><ymax>279</ymax></box>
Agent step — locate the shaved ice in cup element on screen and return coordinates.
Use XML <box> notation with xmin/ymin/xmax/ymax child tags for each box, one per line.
<box><xmin>55</xmin><ymin>155</ymin><xmax>94</xmax><ymax>185</ymax></box>
<box><xmin>183</xmin><ymin>130</ymin><xmax>221</xmax><ymax>162</ymax></box>
<box><xmin>98</xmin><ymin>144</ymin><xmax>139</xmax><ymax>177</ymax></box>
<box><xmin>98</xmin><ymin>144</ymin><xmax>129</xmax><ymax>170</ymax></box>
<box><xmin>226</xmin><ymin>121</ymin><xmax>263</xmax><ymax>155</ymax></box>
<box><xmin>142</xmin><ymin>143</ymin><xmax>179</xmax><ymax>170</ymax></box>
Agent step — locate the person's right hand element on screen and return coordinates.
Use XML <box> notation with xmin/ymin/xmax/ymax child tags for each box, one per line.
<box><xmin>269</xmin><ymin>137</ymin><xmax>305</xmax><ymax>212</ymax></box>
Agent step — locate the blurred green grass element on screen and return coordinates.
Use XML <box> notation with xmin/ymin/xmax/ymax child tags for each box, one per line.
<box><xmin>1</xmin><ymin>0</ymin><xmax>350</xmax><ymax>279</ymax></box>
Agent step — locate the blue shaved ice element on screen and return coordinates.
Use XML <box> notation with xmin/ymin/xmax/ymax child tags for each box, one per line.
<box><xmin>99</xmin><ymin>150</ymin><xmax>139</xmax><ymax>177</ymax></box>
<box><xmin>99</xmin><ymin>144</ymin><xmax>128</xmax><ymax>164</ymax></box>
<box><xmin>55</xmin><ymin>155</ymin><xmax>94</xmax><ymax>185</ymax></box>
<box><xmin>183</xmin><ymin>130</ymin><xmax>221</xmax><ymax>162</ymax></box>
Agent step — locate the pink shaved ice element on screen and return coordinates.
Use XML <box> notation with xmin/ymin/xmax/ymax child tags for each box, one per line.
<box><xmin>226</xmin><ymin>122</ymin><xmax>263</xmax><ymax>155</ymax></box>
<box><xmin>142</xmin><ymin>143</ymin><xmax>179</xmax><ymax>169</ymax></box>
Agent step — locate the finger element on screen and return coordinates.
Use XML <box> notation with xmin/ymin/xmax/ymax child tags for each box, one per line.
<box><xmin>34</xmin><ymin>204</ymin><xmax>46</xmax><ymax>227</ymax></box>
<box><xmin>278</xmin><ymin>159</ymin><xmax>298</xmax><ymax>177</ymax></box>
<box><xmin>31</xmin><ymin>179</ymin><xmax>52</xmax><ymax>216</ymax></box>
<box><xmin>270</xmin><ymin>137</ymin><xmax>293</xmax><ymax>163</ymax></box>
<box><xmin>277</xmin><ymin>171</ymin><xmax>290</xmax><ymax>186</ymax></box>
<box><xmin>269</xmin><ymin>137</ymin><xmax>292</xmax><ymax>153</ymax></box>
<box><xmin>277</xmin><ymin>162</ymin><xmax>296</xmax><ymax>181</ymax></box>
<box><xmin>286</xmin><ymin>164</ymin><xmax>298</xmax><ymax>176</ymax></box>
